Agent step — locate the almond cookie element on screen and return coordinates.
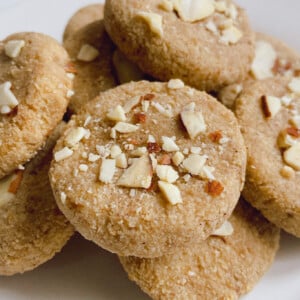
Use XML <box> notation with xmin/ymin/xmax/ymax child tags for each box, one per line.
<box><xmin>49</xmin><ymin>80</ymin><xmax>246</xmax><ymax>258</ymax></box>
<box><xmin>64</xmin><ymin>20</ymin><xmax>117</xmax><ymax>115</ymax></box>
<box><xmin>104</xmin><ymin>0</ymin><xmax>255</xmax><ymax>92</ymax></box>
<box><xmin>63</xmin><ymin>4</ymin><xmax>104</xmax><ymax>42</ymax></box>
<box><xmin>235</xmin><ymin>76</ymin><xmax>300</xmax><ymax>237</ymax></box>
<box><xmin>120</xmin><ymin>199</ymin><xmax>280</xmax><ymax>300</ymax></box>
<box><xmin>0</xmin><ymin>124</ymin><xmax>74</xmax><ymax>276</ymax></box>
<box><xmin>0</xmin><ymin>32</ymin><xmax>72</xmax><ymax>179</ymax></box>
<box><xmin>219</xmin><ymin>32</ymin><xmax>300</xmax><ymax>109</ymax></box>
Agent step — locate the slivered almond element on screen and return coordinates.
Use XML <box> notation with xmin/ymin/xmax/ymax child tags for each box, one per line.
<box><xmin>123</xmin><ymin>96</ymin><xmax>141</xmax><ymax>113</ymax></box>
<box><xmin>113</xmin><ymin>122</ymin><xmax>139</xmax><ymax>133</ymax></box>
<box><xmin>64</xmin><ymin>62</ymin><xmax>77</xmax><ymax>74</ymax></box>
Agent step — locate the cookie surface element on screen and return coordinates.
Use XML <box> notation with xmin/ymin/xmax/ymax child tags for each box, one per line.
<box><xmin>235</xmin><ymin>76</ymin><xmax>300</xmax><ymax>237</ymax></box>
<box><xmin>63</xmin><ymin>4</ymin><xmax>104</xmax><ymax>42</ymax></box>
<box><xmin>50</xmin><ymin>80</ymin><xmax>246</xmax><ymax>258</ymax></box>
<box><xmin>219</xmin><ymin>32</ymin><xmax>300</xmax><ymax>108</ymax></box>
<box><xmin>104</xmin><ymin>0</ymin><xmax>254</xmax><ymax>91</ymax></box>
<box><xmin>64</xmin><ymin>20</ymin><xmax>117</xmax><ymax>114</ymax></box>
<box><xmin>0</xmin><ymin>124</ymin><xmax>74</xmax><ymax>276</ymax></box>
<box><xmin>120</xmin><ymin>199</ymin><xmax>280</xmax><ymax>300</ymax></box>
<box><xmin>0</xmin><ymin>32</ymin><xmax>72</xmax><ymax>179</ymax></box>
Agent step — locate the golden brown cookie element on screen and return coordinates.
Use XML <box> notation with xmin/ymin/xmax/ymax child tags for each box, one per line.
<box><xmin>63</xmin><ymin>4</ymin><xmax>104</xmax><ymax>42</ymax></box>
<box><xmin>120</xmin><ymin>199</ymin><xmax>280</xmax><ymax>300</ymax></box>
<box><xmin>50</xmin><ymin>80</ymin><xmax>246</xmax><ymax>258</ymax></box>
<box><xmin>0</xmin><ymin>32</ymin><xmax>72</xmax><ymax>179</ymax></box>
<box><xmin>0</xmin><ymin>124</ymin><xmax>74</xmax><ymax>276</ymax></box>
<box><xmin>235</xmin><ymin>76</ymin><xmax>300</xmax><ymax>237</ymax></box>
<box><xmin>104</xmin><ymin>0</ymin><xmax>255</xmax><ymax>92</ymax></box>
<box><xmin>64</xmin><ymin>20</ymin><xmax>117</xmax><ymax>114</ymax></box>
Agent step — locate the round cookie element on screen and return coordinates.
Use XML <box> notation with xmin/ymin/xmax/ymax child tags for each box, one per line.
<box><xmin>64</xmin><ymin>20</ymin><xmax>117</xmax><ymax>114</ymax></box>
<box><xmin>120</xmin><ymin>199</ymin><xmax>280</xmax><ymax>300</ymax></box>
<box><xmin>104</xmin><ymin>0</ymin><xmax>255</xmax><ymax>92</ymax></box>
<box><xmin>219</xmin><ymin>32</ymin><xmax>300</xmax><ymax>109</ymax></box>
<box><xmin>235</xmin><ymin>76</ymin><xmax>300</xmax><ymax>237</ymax></box>
<box><xmin>63</xmin><ymin>4</ymin><xmax>104</xmax><ymax>42</ymax></box>
<box><xmin>0</xmin><ymin>32</ymin><xmax>72</xmax><ymax>179</ymax></box>
<box><xmin>50</xmin><ymin>80</ymin><xmax>246</xmax><ymax>258</ymax></box>
<box><xmin>0</xmin><ymin>124</ymin><xmax>74</xmax><ymax>276</ymax></box>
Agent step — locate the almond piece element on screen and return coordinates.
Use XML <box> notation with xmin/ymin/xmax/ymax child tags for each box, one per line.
<box><xmin>110</xmin><ymin>145</ymin><xmax>123</xmax><ymax>158</ymax></box>
<box><xmin>209</xmin><ymin>131</ymin><xmax>223</xmax><ymax>143</ymax></box>
<box><xmin>0</xmin><ymin>173</ymin><xmax>21</xmax><ymax>207</ymax></box>
<box><xmin>0</xmin><ymin>81</ymin><xmax>19</xmax><ymax>112</ymax></box>
<box><xmin>212</xmin><ymin>221</ymin><xmax>234</xmax><ymax>236</ymax></box>
<box><xmin>107</xmin><ymin>105</ymin><xmax>127</xmax><ymax>122</ymax></box>
<box><xmin>220</xmin><ymin>26</ymin><xmax>243</xmax><ymax>44</ymax></box>
<box><xmin>280</xmin><ymin>165</ymin><xmax>295</xmax><ymax>179</ymax></box>
<box><xmin>158</xmin><ymin>154</ymin><xmax>172</xmax><ymax>165</ymax></box>
<box><xmin>77</xmin><ymin>44</ymin><xmax>99</xmax><ymax>62</ymax></box>
<box><xmin>123</xmin><ymin>96</ymin><xmax>141</xmax><ymax>113</ymax></box>
<box><xmin>131</xmin><ymin>147</ymin><xmax>148</xmax><ymax>157</ymax></box>
<box><xmin>116</xmin><ymin>153</ymin><xmax>128</xmax><ymax>169</ymax></box>
<box><xmin>136</xmin><ymin>11</ymin><xmax>163</xmax><ymax>37</ymax></box>
<box><xmin>54</xmin><ymin>147</ymin><xmax>73</xmax><ymax>162</ymax></box>
<box><xmin>162</xmin><ymin>136</ymin><xmax>179</xmax><ymax>152</ymax></box>
<box><xmin>147</xmin><ymin>142</ymin><xmax>162</xmax><ymax>153</ymax></box>
<box><xmin>180</xmin><ymin>110</ymin><xmax>206</xmax><ymax>139</ymax></box>
<box><xmin>172</xmin><ymin>151</ymin><xmax>185</xmax><ymax>166</ymax></box>
<box><xmin>288</xmin><ymin>77</ymin><xmax>300</xmax><ymax>95</ymax></box>
<box><xmin>173</xmin><ymin>0</ymin><xmax>215</xmax><ymax>22</ymax></box>
<box><xmin>134</xmin><ymin>112</ymin><xmax>147</xmax><ymax>123</ymax></box>
<box><xmin>283</xmin><ymin>143</ymin><xmax>300</xmax><ymax>170</ymax></box>
<box><xmin>261</xmin><ymin>95</ymin><xmax>281</xmax><ymax>118</ymax></box>
<box><xmin>113</xmin><ymin>122</ymin><xmax>139</xmax><ymax>133</ymax></box>
<box><xmin>4</xmin><ymin>40</ymin><xmax>25</xmax><ymax>58</ymax></box>
<box><xmin>167</xmin><ymin>79</ymin><xmax>185</xmax><ymax>89</ymax></box>
<box><xmin>99</xmin><ymin>159</ymin><xmax>116</xmax><ymax>183</ymax></box>
<box><xmin>199</xmin><ymin>165</ymin><xmax>215</xmax><ymax>180</ymax></box>
<box><xmin>158</xmin><ymin>181</ymin><xmax>182</xmax><ymax>205</ymax></box>
<box><xmin>277</xmin><ymin>130</ymin><xmax>298</xmax><ymax>149</ymax></box>
<box><xmin>117</xmin><ymin>155</ymin><xmax>153</xmax><ymax>189</ymax></box>
<box><xmin>286</xmin><ymin>127</ymin><xmax>300</xmax><ymax>138</ymax></box>
<box><xmin>205</xmin><ymin>180</ymin><xmax>224</xmax><ymax>196</ymax></box>
<box><xmin>156</xmin><ymin>165</ymin><xmax>179</xmax><ymax>183</ymax></box>
<box><xmin>290</xmin><ymin>116</ymin><xmax>300</xmax><ymax>129</ymax></box>
<box><xmin>182</xmin><ymin>154</ymin><xmax>207</xmax><ymax>175</ymax></box>
<box><xmin>158</xmin><ymin>0</ymin><xmax>174</xmax><ymax>11</ymax></box>
<box><xmin>65</xmin><ymin>127</ymin><xmax>87</xmax><ymax>147</ymax></box>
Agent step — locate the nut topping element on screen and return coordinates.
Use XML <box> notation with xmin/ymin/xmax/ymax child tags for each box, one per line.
<box><xmin>0</xmin><ymin>81</ymin><xmax>19</xmax><ymax>114</ymax></box>
<box><xmin>261</xmin><ymin>95</ymin><xmax>282</xmax><ymax>118</ymax></box>
<box><xmin>77</xmin><ymin>44</ymin><xmax>99</xmax><ymax>62</ymax></box>
<box><xmin>4</xmin><ymin>39</ymin><xmax>25</xmax><ymax>58</ymax></box>
<box><xmin>136</xmin><ymin>11</ymin><xmax>164</xmax><ymax>37</ymax></box>
<box><xmin>99</xmin><ymin>159</ymin><xmax>116</xmax><ymax>183</ymax></box>
<box><xmin>107</xmin><ymin>105</ymin><xmax>127</xmax><ymax>122</ymax></box>
<box><xmin>180</xmin><ymin>110</ymin><xmax>206</xmax><ymax>139</ymax></box>
<box><xmin>158</xmin><ymin>181</ymin><xmax>182</xmax><ymax>205</ymax></box>
<box><xmin>205</xmin><ymin>180</ymin><xmax>224</xmax><ymax>196</ymax></box>
<box><xmin>283</xmin><ymin>143</ymin><xmax>300</xmax><ymax>171</ymax></box>
<box><xmin>212</xmin><ymin>220</ymin><xmax>234</xmax><ymax>236</ymax></box>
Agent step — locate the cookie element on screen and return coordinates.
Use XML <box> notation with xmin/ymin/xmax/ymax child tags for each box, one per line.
<box><xmin>120</xmin><ymin>199</ymin><xmax>280</xmax><ymax>300</ymax></box>
<box><xmin>219</xmin><ymin>32</ymin><xmax>300</xmax><ymax>108</ymax></box>
<box><xmin>104</xmin><ymin>0</ymin><xmax>255</xmax><ymax>92</ymax></box>
<box><xmin>64</xmin><ymin>20</ymin><xmax>117</xmax><ymax>114</ymax></box>
<box><xmin>63</xmin><ymin>4</ymin><xmax>104</xmax><ymax>42</ymax></box>
<box><xmin>50</xmin><ymin>80</ymin><xmax>246</xmax><ymax>258</ymax></box>
<box><xmin>235</xmin><ymin>76</ymin><xmax>300</xmax><ymax>237</ymax></box>
<box><xmin>0</xmin><ymin>123</ymin><xmax>74</xmax><ymax>276</ymax></box>
<box><xmin>0</xmin><ymin>32</ymin><xmax>72</xmax><ymax>179</ymax></box>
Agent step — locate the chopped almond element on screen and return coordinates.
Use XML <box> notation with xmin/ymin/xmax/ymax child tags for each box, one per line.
<box><xmin>107</xmin><ymin>105</ymin><xmax>127</xmax><ymax>122</ymax></box>
<box><xmin>134</xmin><ymin>112</ymin><xmax>147</xmax><ymax>123</ymax></box>
<box><xmin>162</xmin><ymin>136</ymin><xmax>179</xmax><ymax>152</ymax></box>
<box><xmin>209</xmin><ymin>131</ymin><xmax>223</xmax><ymax>143</ymax></box>
<box><xmin>123</xmin><ymin>96</ymin><xmax>142</xmax><ymax>113</ymax></box>
<box><xmin>64</xmin><ymin>62</ymin><xmax>77</xmax><ymax>74</ymax></box>
<box><xmin>158</xmin><ymin>154</ymin><xmax>172</xmax><ymax>165</ymax></box>
<box><xmin>147</xmin><ymin>142</ymin><xmax>162</xmax><ymax>153</ymax></box>
<box><xmin>156</xmin><ymin>165</ymin><xmax>179</xmax><ymax>183</ymax></box>
<box><xmin>283</xmin><ymin>143</ymin><xmax>300</xmax><ymax>171</ymax></box>
<box><xmin>143</xmin><ymin>93</ymin><xmax>155</xmax><ymax>101</ymax></box>
<box><xmin>172</xmin><ymin>151</ymin><xmax>185</xmax><ymax>166</ymax></box>
<box><xmin>286</xmin><ymin>127</ymin><xmax>300</xmax><ymax>138</ymax></box>
<box><xmin>158</xmin><ymin>181</ymin><xmax>182</xmax><ymax>205</ymax></box>
<box><xmin>182</xmin><ymin>154</ymin><xmax>207</xmax><ymax>175</ymax></box>
<box><xmin>261</xmin><ymin>95</ymin><xmax>281</xmax><ymax>118</ymax></box>
<box><xmin>180</xmin><ymin>110</ymin><xmax>206</xmax><ymax>139</ymax></box>
<box><xmin>99</xmin><ymin>159</ymin><xmax>116</xmax><ymax>183</ymax></box>
<box><xmin>8</xmin><ymin>170</ymin><xmax>23</xmax><ymax>194</ymax></box>
<box><xmin>213</xmin><ymin>221</ymin><xmax>234</xmax><ymax>236</ymax></box>
<box><xmin>205</xmin><ymin>180</ymin><xmax>224</xmax><ymax>197</ymax></box>
<box><xmin>113</xmin><ymin>122</ymin><xmax>139</xmax><ymax>133</ymax></box>
<box><xmin>136</xmin><ymin>11</ymin><xmax>163</xmax><ymax>37</ymax></box>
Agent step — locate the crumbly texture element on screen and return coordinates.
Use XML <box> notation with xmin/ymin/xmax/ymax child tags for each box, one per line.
<box><xmin>120</xmin><ymin>200</ymin><xmax>280</xmax><ymax>300</ymax></box>
<box><xmin>64</xmin><ymin>20</ymin><xmax>117</xmax><ymax>114</ymax></box>
<box><xmin>104</xmin><ymin>0</ymin><xmax>254</xmax><ymax>92</ymax></box>
<box><xmin>50</xmin><ymin>81</ymin><xmax>246</xmax><ymax>258</ymax></box>
<box><xmin>218</xmin><ymin>32</ymin><xmax>300</xmax><ymax>109</ymax></box>
<box><xmin>63</xmin><ymin>4</ymin><xmax>104</xmax><ymax>42</ymax></box>
<box><xmin>0</xmin><ymin>32</ymin><xmax>72</xmax><ymax>179</ymax></box>
<box><xmin>0</xmin><ymin>124</ymin><xmax>74</xmax><ymax>276</ymax></box>
<box><xmin>235</xmin><ymin>77</ymin><xmax>300</xmax><ymax>236</ymax></box>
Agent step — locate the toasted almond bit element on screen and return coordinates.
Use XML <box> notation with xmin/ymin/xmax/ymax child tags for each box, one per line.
<box><xmin>131</xmin><ymin>147</ymin><xmax>148</xmax><ymax>157</ymax></box>
<box><xmin>205</xmin><ymin>20</ymin><xmax>217</xmax><ymax>33</ymax></box>
<box><xmin>0</xmin><ymin>173</ymin><xmax>19</xmax><ymax>206</ymax></box>
<box><xmin>158</xmin><ymin>154</ymin><xmax>172</xmax><ymax>165</ymax></box>
<box><xmin>147</xmin><ymin>142</ymin><xmax>162</xmax><ymax>153</ymax></box>
<box><xmin>84</xmin><ymin>115</ymin><xmax>92</xmax><ymax>127</ymax></box>
<box><xmin>136</xmin><ymin>11</ymin><xmax>163</xmax><ymax>37</ymax></box>
<box><xmin>280</xmin><ymin>165</ymin><xmax>296</xmax><ymax>179</ymax></box>
<box><xmin>213</xmin><ymin>221</ymin><xmax>234</xmax><ymax>236</ymax></box>
<box><xmin>288</xmin><ymin>77</ymin><xmax>300</xmax><ymax>95</ymax></box>
<box><xmin>99</xmin><ymin>159</ymin><xmax>116</xmax><ymax>183</ymax></box>
<box><xmin>173</xmin><ymin>0</ymin><xmax>215</xmax><ymax>22</ymax></box>
<box><xmin>88</xmin><ymin>153</ymin><xmax>100</xmax><ymax>162</ymax></box>
<box><xmin>96</xmin><ymin>145</ymin><xmax>111</xmax><ymax>158</ymax></box>
<box><xmin>134</xmin><ymin>112</ymin><xmax>147</xmax><ymax>123</ymax></box>
<box><xmin>67</xmin><ymin>90</ymin><xmax>75</xmax><ymax>98</ymax></box>
<box><xmin>54</xmin><ymin>147</ymin><xmax>73</xmax><ymax>162</ymax></box>
<box><xmin>183</xmin><ymin>174</ymin><xmax>191</xmax><ymax>182</ymax></box>
<box><xmin>110</xmin><ymin>128</ymin><xmax>117</xmax><ymax>139</ymax></box>
<box><xmin>181</xmin><ymin>110</ymin><xmax>206</xmax><ymax>139</ymax></box>
<box><xmin>220</xmin><ymin>26</ymin><xmax>243</xmax><ymax>44</ymax></box>
<box><xmin>116</xmin><ymin>153</ymin><xmax>128</xmax><ymax>169</ymax></box>
<box><xmin>0</xmin><ymin>81</ymin><xmax>19</xmax><ymax>113</ymax></box>
<box><xmin>156</xmin><ymin>165</ymin><xmax>179</xmax><ymax>183</ymax></box>
<box><xmin>5</xmin><ymin>40</ymin><xmax>25</xmax><ymax>58</ymax></box>
<box><xmin>281</xmin><ymin>95</ymin><xmax>293</xmax><ymax>106</ymax></box>
<box><xmin>64</xmin><ymin>62</ymin><xmax>77</xmax><ymax>74</ymax></box>
<box><xmin>172</xmin><ymin>151</ymin><xmax>185</xmax><ymax>166</ymax></box>
<box><xmin>214</xmin><ymin>1</ymin><xmax>226</xmax><ymax>12</ymax></box>
<box><xmin>218</xmin><ymin>18</ymin><xmax>233</xmax><ymax>30</ymax></box>
<box><xmin>277</xmin><ymin>130</ymin><xmax>298</xmax><ymax>149</ymax></box>
<box><xmin>81</xmin><ymin>152</ymin><xmax>88</xmax><ymax>159</ymax></box>
<box><xmin>283</xmin><ymin>143</ymin><xmax>300</xmax><ymax>170</ymax></box>
<box><xmin>129</xmin><ymin>189</ymin><xmax>137</xmax><ymax>197</ymax></box>
<box><xmin>209</xmin><ymin>131</ymin><xmax>223</xmax><ymax>143</ymax></box>
<box><xmin>141</xmin><ymin>100</ymin><xmax>150</xmax><ymax>112</ymax></box>
<box><xmin>148</xmin><ymin>134</ymin><xmax>156</xmax><ymax>143</ymax></box>
<box><xmin>150</xmin><ymin>153</ymin><xmax>158</xmax><ymax>171</ymax></box>
<box><xmin>183</xmin><ymin>148</ymin><xmax>189</xmax><ymax>155</ymax></box>
<box><xmin>190</xmin><ymin>147</ymin><xmax>201</xmax><ymax>154</ymax></box>
<box><xmin>290</xmin><ymin>116</ymin><xmax>300</xmax><ymax>128</ymax></box>
<box><xmin>158</xmin><ymin>0</ymin><xmax>173</xmax><ymax>11</ymax></box>
<box><xmin>182</xmin><ymin>154</ymin><xmax>207</xmax><ymax>175</ymax></box>
<box><xmin>143</xmin><ymin>93</ymin><xmax>156</xmax><ymax>101</ymax></box>
<box><xmin>123</xmin><ymin>96</ymin><xmax>141</xmax><ymax>113</ymax></box>
<box><xmin>251</xmin><ymin>41</ymin><xmax>277</xmax><ymax>80</ymax></box>
<box><xmin>225</xmin><ymin>3</ymin><xmax>238</xmax><ymax>19</ymax></box>
<box><xmin>151</xmin><ymin>102</ymin><xmax>173</xmax><ymax>117</ymax></box>
<box><xmin>261</xmin><ymin>95</ymin><xmax>282</xmax><ymax>118</ymax></box>
<box><xmin>65</xmin><ymin>127</ymin><xmax>87</xmax><ymax>147</ymax></box>
<box><xmin>117</xmin><ymin>155</ymin><xmax>153</xmax><ymax>189</ymax></box>
<box><xmin>7</xmin><ymin>170</ymin><xmax>23</xmax><ymax>194</ymax></box>
<box><xmin>113</xmin><ymin>122</ymin><xmax>139</xmax><ymax>133</ymax></box>
<box><xmin>162</xmin><ymin>136</ymin><xmax>179</xmax><ymax>152</ymax></box>
<box><xmin>286</xmin><ymin>127</ymin><xmax>300</xmax><ymax>138</ymax></box>
<box><xmin>158</xmin><ymin>181</ymin><xmax>182</xmax><ymax>205</ymax></box>
<box><xmin>79</xmin><ymin>164</ymin><xmax>88</xmax><ymax>172</ymax></box>
<box><xmin>110</xmin><ymin>145</ymin><xmax>123</xmax><ymax>158</ymax></box>
<box><xmin>107</xmin><ymin>105</ymin><xmax>127</xmax><ymax>122</ymax></box>
<box><xmin>1</xmin><ymin>105</ymin><xmax>11</xmax><ymax>114</ymax></box>
<box><xmin>60</xmin><ymin>192</ymin><xmax>67</xmax><ymax>204</ymax></box>
<box><xmin>77</xmin><ymin>44</ymin><xmax>99</xmax><ymax>62</ymax></box>
<box><xmin>183</xmin><ymin>102</ymin><xmax>196</xmax><ymax>112</ymax></box>
<box><xmin>200</xmin><ymin>165</ymin><xmax>215</xmax><ymax>180</ymax></box>
<box><xmin>167</xmin><ymin>79</ymin><xmax>185</xmax><ymax>89</ymax></box>
<box><xmin>205</xmin><ymin>180</ymin><xmax>224</xmax><ymax>196</ymax></box>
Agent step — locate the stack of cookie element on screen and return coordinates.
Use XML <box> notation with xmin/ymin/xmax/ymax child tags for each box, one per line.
<box><xmin>1</xmin><ymin>0</ymin><xmax>300</xmax><ymax>299</ymax></box>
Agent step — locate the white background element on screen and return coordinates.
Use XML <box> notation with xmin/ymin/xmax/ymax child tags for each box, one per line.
<box><xmin>0</xmin><ymin>0</ymin><xmax>300</xmax><ymax>299</ymax></box>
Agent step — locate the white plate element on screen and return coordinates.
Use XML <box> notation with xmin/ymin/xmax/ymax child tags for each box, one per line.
<box><xmin>0</xmin><ymin>1</ymin><xmax>300</xmax><ymax>299</ymax></box>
